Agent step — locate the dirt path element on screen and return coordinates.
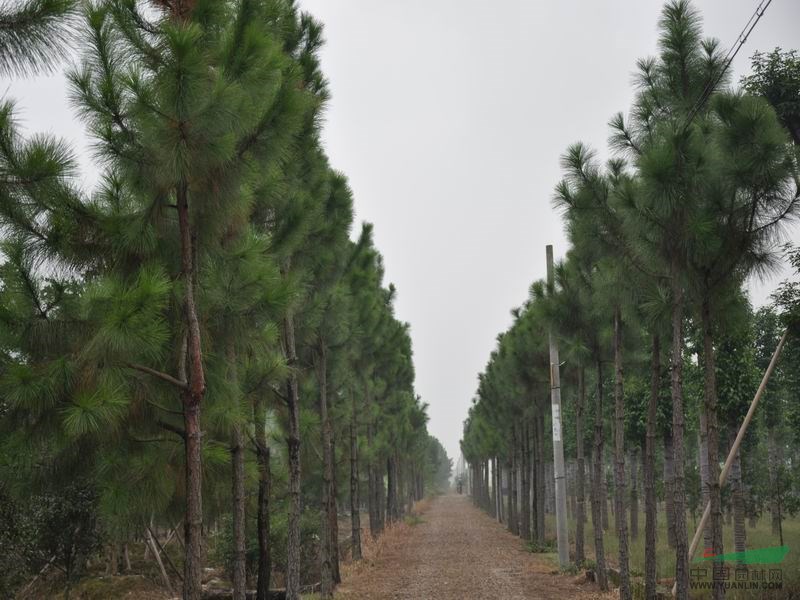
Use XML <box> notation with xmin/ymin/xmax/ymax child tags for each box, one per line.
<box><xmin>336</xmin><ymin>494</ymin><xmax>605</xmax><ymax>600</ymax></box>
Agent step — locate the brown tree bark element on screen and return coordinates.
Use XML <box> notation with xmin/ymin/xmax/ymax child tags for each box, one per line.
<box><xmin>592</xmin><ymin>357</ymin><xmax>608</xmax><ymax>591</ymax></box>
<box><xmin>613</xmin><ymin>308</ymin><xmax>632</xmax><ymax>600</ymax></box>
<box><xmin>282</xmin><ymin>310</ymin><xmax>302</xmax><ymax>600</ymax></box>
<box><xmin>728</xmin><ymin>430</ymin><xmax>746</xmax><ymax>565</ymax></box>
<box><xmin>506</xmin><ymin>459</ymin><xmax>514</xmax><ymax>534</ymax></box>
<box><xmin>509</xmin><ymin>427</ymin><xmax>519</xmax><ymax>535</ymax></box>
<box><xmin>629</xmin><ymin>447</ymin><xmax>639</xmax><ymax>541</ymax></box>
<box><xmin>254</xmin><ymin>396</ymin><xmax>272</xmax><ymax>600</ymax></box>
<box><xmin>520</xmin><ymin>424</ymin><xmax>531</xmax><ymax>541</ymax></box>
<box><xmin>317</xmin><ymin>344</ymin><xmax>334</xmax><ymax>599</ymax></box>
<box><xmin>644</xmin><ymin>334</ymin><xmax>660</xmax><ymax>600</ymax></box>
<box><xmin>767</xmin><ymin>430</ymin><xmax>783</xmax><ymax>542</ymax></box>
<box><xmin>701</xmin><ymin>297</ymin><xmax>724</xmax><ymax>600</ymax></box>
<box><xmin>350</xmin><ymin>393</ymin><xmax>362</xmax><ymax>560</ymax></box>
<box><xmin>664</xmin><ymin>430</ymin><xmax>677</xmax><ymax>549</ymax></box>
<box><xmin>177</xmin><ymin>180</ymin><xmax>205</xmax><ymax>600</ymax></box>
<box><xmin>670</xmin><ymin>265</ymin><xmax>689</xmax><ymax>600</ymax></box>
<box><xmin>228</xmin><ymin>344</ymin><xmax>246</xmax><ymax>600</ymax></box>
<box><xmin>231</xmin><ymin>424</ymin><xmax>246</xmax><ymax>600</ymax></box>
<box><xmin>575</xmin><ymin>367</ymin><xmax>586</xmax><ymax>566</ymax></box>
<box><xmin>330</xmin><ymin>434</ymin><xmax>341</xmax><ymax>585</ymax></box>
<box><xmin>534</xmin><ymin>404</ymin><xmax>545</xmax><ymax>544</ymax></box>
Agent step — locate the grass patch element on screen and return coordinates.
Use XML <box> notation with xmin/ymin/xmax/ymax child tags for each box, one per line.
<box><xmin>404</xmin><ymin>514</ymin><xmax>425</xmax><ymax>527</ymax></box>
<box><xmin>542</xmin><ymin>510</ymin><xmax>800</xmax><ymax>598</ymax></box>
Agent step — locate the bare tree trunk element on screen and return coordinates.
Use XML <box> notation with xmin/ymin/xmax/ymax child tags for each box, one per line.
<box><xmin>664</xmin><ymin>431</ymin><xmax>676</xmax><ymax>548</ymax></box>
<box><xmin>377</xmin><ymin>460</ymin><xmax>386</xmax><ymax>531</ymax></box>
<box><xmin>229</xmin><ymin>345</ymin><xmax>246</xmax><ymax>600</ymax></box>
<box><xmin>510</xmin><ymin>427</ymin><xmax>519</xmax><ymax>535</ymax></box>
<box><xmin>701</xmin><ymin>297</ymin><xmax>724</xmax><ymax>600</ymax></box>
<box><xmin>575</xmin><ymin>366</ymin><xmax>586</xmax><ymax>566</ymax></box>
<box><xmin>367</xmin><ymin>415</ymin><xmax>378</xmax><ymax>538</ymax></box>
<box><xmin>178</xmin><ymin>181</ymin><xmax>205</xmax><ymax>600</ymax></box>
<box><xmin>317</xmin><ymin>345</ymin><xmax>334</xmax><ymax>599</ymax></box>
<box><xmin>670</xmin><ymin>265</ymin><xmax>689</xmax><ymax>600</ymax></box>
<box><xmin>629</xmin><ymin>447</ymin><xmax>639</xmax><ymax>541</ymax></box>
<box><xmin>231</xmin><ymin>422</ymin><xmax>246</xmax><ymax>600</ymax></box>
<box><xmin>613</xmin><ymin>307</ymin><xmax>632</xmax><ymax>600</ymax></box>
<box><xmin>535</xmin><ymin>405</ymin><xmax>545</xmax><ymax>543</ymax></box>
<box><xmin>350</xmin><ymin>393</ymin><xmax>362</xmax><ymax>560</ymax></box>
<box><xmin>601</xmin><ymin>469</ymin><xmax>609</xmax><ymax>531</ymax></box>
<box><xmin>283</xmin><ymin>310</ymin><xmax>302</xmax><ymax>600</ymax></box>
<box><xmin>729</xmin><ymin>430</ymin><xmax>746</xmax><ymax>565</ymax></box>
<box><xmin>592</xmin><ymin>357</ymin><xmax>608</xmax><ymax>591</ymax></box>
<box><xmin>520</xmin><ymin>424</ymin><xmax>531</xmax><ymax>541</ymax></box>
<box><xmin>767</xmin><ymin>429</ymin><xmax>783</xmax><ymax>542</ymax></box>
<box><xmin>644</xmin><ymin>334</ymin><xmax>660</xmax><ymax>600</ymax></box>
<box><xmin>506</xmin><ymin>459</ymin><xmax>514</xmax><ymax>533</ymax></box>
<box><xmin>330</xmin><ymin>435</ymin><xmax>341</xmax><ymax>585</ymax></box>
<box><xmin>490</xmin><ymin>457</ymin><xmax>497</xmax><ymax>519</ymax></box>
<box><xmin>254</xmin><ymin>395</ymin><xmax>272</xmax><ymax>600</ymax></box>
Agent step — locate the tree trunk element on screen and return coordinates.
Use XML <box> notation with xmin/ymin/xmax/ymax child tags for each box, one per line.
<box><xmin>601</xmin><ymin>468</ymin><xmax>609</xmax><ymax>531</ymax></box>
<box><xmin>670</xmin><ymin>264</ymin><xmax>689</xmax><ymax>600</ymax></box>
<box><xmin>377</xmin><ymin>460</ymin><xmax>386</xmax><ymax>531</ymax></box>
<box><xmin>520</xmin><ymin>424</ymin><xmax>531</xmax><ymax>541</ymax></box>
<box><xmin>317</xmin><ymin>345</ymin><xmax>334</xmax><ymax>599</ymax></box>
<box><xmin>350</xmin><ymin>393</ymin><xmax>362</xmax><ymax>561</ymax></box>
<box><xmin>229</xmin><ymin>345</ymin><xmax>246</xmax><ymax>600</ymax></box>
<box><xmin>664</xmin><ymin>431</ymin><xmax>676</xmax><ymax>549</ymax></box>
<box><xmin>506</xmin><ymin>459</ymin><xmax>514</xmax><ymax>534</ymax></box>
<box><xmin>613</xmin><ymin>307</ymin><xmax>632</xmax><ymax>600</ymax></box>
<box><xmin>367</xmin><ymin>415</ymin><xmax>378</xmax><ymax>538</ymax></box>
<box><xmin>178</xmin><ymin>180</ymin><xmax>205</xmax><ymax>600</ymax></box>
<box><xmin>254</xmin><ymin>395</ymin><xmax>272</xmax><ymax>600</ymax></box>
<box><xmin>535</xmin><ymin>405</ymin><xmax>545</xmax><ymax>543</ymax></box>
<box><xmin>767</xmin><ymin>429</ymin><xmax>783</xmax><ymax>542</ymax></box>
<box><xmin>701</xmin><ymin>297</ymin><xmax>724</xmax><ymax>600</ymax></box>
<box><xmin>231</xmin><ymin>423</ymin><xmax>246</xmax><ymax>600</ymax></box>
<box><xmin>510</xmin><ymin>427</ymin><xmax>519</xmax><ymax>535</ymax></box>
<box><xmin>729</xmin><ymin>431</ymin><xmax>746</xmax><ymax>565</ymax></box>
<box><xmin>592</xmin><ymin>357</ymin><xmax>608</xmax><ymax>591</ymax></box>
<box><xmin>490</xmin><ymin>457</ymin><xmax>497</xmax><ymax>519</ymax></box>
<box><xmin>330</xmin><ymin>435</ymin><xmax>341</xmax><ymax>585</ymax></box>
<box><xmin>283</xmin><ymin>311</ymin><xmax>302</xmax><ymax>600</ymax></box>
<box><xmin>575</xmin><ymin>366</ymin><xmax>586</xmax><ymax>566</ymax></box>
<box><xmin>645</xmin><ymin>334</ymin><xmax>660</xmax><ymax>600</ymax></box>
<box><xmin>629</xmin><ymin>447</ymin><xmax>639</xmax><ymax>541</ymax></box>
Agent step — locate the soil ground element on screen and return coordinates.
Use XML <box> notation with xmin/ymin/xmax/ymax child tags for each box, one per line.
<box><xmin>335</xmin><ymin>493</ymin><xmax>609</xmax><ymax>600</ymax></box>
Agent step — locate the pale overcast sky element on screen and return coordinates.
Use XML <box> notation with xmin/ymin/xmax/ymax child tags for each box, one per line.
<box><xmin>7</xmin><ymin>0</ymin><xmax>800</xmax><ymax>463</ymax></box>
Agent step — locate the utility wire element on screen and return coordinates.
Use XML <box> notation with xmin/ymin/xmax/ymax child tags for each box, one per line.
<box><xmin>681</xmin><ymin>0</ymin><xmax>773</xmax><ymax>133</ymax></box>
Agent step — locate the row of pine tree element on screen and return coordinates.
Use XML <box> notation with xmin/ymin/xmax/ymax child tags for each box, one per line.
<box><xmin>461</xmin><ymin>2</ymin><xmax>800</xmax><ymax>600</ymax></box>
<box><xmin>0</xmin><ymin>1</ymin><xmax>451</xmax><ymax>599</ymax></box>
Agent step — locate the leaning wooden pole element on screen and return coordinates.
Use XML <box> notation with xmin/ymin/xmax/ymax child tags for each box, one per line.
<box><xmin>672</xmin><ymin>329</ymin><xmax>789</xmax><ymax>596</ymax></box>
<box><xmin>546</xmin><ymin>245</ymin><xmax>570</xmax><ymax>568</ymax></box>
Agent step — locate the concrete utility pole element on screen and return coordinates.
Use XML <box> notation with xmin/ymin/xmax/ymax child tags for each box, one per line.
<box><xmin>546</xmin><ymin>245</ymin><xmax>570</xmax><ymax>568</ymax></box>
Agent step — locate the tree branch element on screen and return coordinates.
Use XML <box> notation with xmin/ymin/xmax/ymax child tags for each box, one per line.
<box><xmin>126</xmin><ymin>363</ymin><xmax>188</xmax><ymax>390</ymax></box>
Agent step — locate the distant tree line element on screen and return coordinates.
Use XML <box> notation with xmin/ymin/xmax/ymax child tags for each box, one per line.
<box><xmin>461</xmin><ymin>3</ymin><xmax>800</xmax><ymax>600</ymax></box>
<box><xmin>0</xmin><ymin>1</ymin><xmax>450</xmax><ymax>599</ymax></box>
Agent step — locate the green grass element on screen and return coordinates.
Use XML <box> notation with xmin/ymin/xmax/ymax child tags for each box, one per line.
<box><xmin>542</xmin><ymin>510</ymin><xmax>800</xmax><ymax>598</ymax></box>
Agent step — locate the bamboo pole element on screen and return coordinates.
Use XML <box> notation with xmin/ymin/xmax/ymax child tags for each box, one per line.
<box><xmin>546</xmin><ymin>245</ymin><xmax>570</xmax><ymax>568</ymax></box>
<box><xmin>672</xmin><ymin>329</ymin><xmax>788</xmax><ymax>596</ymax></box>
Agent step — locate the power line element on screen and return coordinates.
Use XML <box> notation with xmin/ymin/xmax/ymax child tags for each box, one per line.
<box><xmin>682</xmin><ymin>0</ymin><xmax>773</xmax><ymax>132</ymax></box>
